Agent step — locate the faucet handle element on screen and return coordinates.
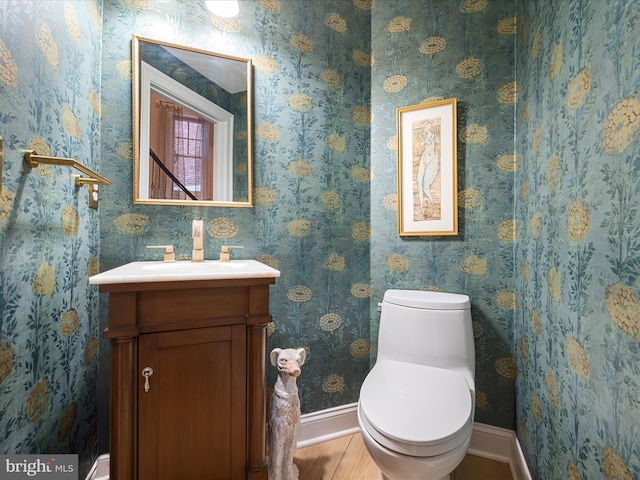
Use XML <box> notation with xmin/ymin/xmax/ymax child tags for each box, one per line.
<box><xmin>219</xmin><ymin>245</ymin><xmax>244</xmax><ymax>262</ymax></box>
<box><xmin>147</xmin><ymin>245</ymin><xmax>176</xmax><ymax>262</ymax></box>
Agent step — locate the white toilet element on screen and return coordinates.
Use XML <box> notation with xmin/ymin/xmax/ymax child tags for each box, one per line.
<box><xmin>357</xmin><ymin>289</ymin><xmax>475</xmax><ymax>480</ymax></box>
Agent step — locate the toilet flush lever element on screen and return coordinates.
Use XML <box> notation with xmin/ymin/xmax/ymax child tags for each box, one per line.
<box><xmin>142</xmin><ymin>367</ymin><xmax>154</xmax><ymax>392</ymax></box>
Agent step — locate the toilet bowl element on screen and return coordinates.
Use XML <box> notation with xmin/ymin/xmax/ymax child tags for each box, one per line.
<box><xmin>357</xmin><ymin>290</ymin><xmax>475</xmax><ymax>480</ymax></box>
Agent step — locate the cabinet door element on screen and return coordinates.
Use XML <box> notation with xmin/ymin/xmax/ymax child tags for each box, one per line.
<box><xmin>138</xmin><ymin>325</ymin><xmax>247</xmax><ymax>480</ymax></box>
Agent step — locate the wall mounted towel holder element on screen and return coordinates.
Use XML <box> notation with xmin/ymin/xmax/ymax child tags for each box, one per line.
<box><xmin>23</xmin><ymin>150</ymin><xmax>111</xmax><ymax>209</ymax></box>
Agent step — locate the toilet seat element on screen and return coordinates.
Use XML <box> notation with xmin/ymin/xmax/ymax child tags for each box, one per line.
<box><xmin>359</xmin><ymin>360</ymin><xmax>473</xmax><ymax>457</ymax></box>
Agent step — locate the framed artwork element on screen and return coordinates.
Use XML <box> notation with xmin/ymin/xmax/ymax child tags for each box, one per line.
<box><xmin>397</xmin><ymin>98</ymin><xmax>458</xmax><ymax>236</ymax></box>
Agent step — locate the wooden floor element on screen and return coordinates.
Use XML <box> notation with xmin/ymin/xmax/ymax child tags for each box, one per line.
<box><xmin>294</xmin><ymin>433</ymin><xmax>513</xmax><ymax>480</ymax></box>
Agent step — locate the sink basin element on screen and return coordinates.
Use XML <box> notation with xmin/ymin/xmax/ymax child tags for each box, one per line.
<box><xmin>142</xmin><ymin>261</ymin><xmax>246</xmax><ymax>271</ymax></box>
<box><xmin>89</xmin><ymin>259</ymin><xmax>280</xmax><ymax>285</ymax></box>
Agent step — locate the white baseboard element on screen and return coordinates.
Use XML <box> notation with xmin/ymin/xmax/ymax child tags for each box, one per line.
<box><xmin>87</xmin><ymin>404</ymin><xmax>532</xmax><ymax>480</ymax></box>
<box><xmin>84</xmin><ymin>458</ymin><xmax>97</xmax><ymax>480</ymax></box>
<box><xmin>297</xmin><ymin>402</ymin><xmax>360</xmax><ymax>448</ymax></box>
<box><xmin>467</xmin><ymin>422</ymin><xmax>532</xmax><ymax>480</ymax></box>
<box><xmin>509</xmin><ymin>430</ymin><xmax>533</xmax><ymax>480</ymax></box>
<box><xmin>85</xmin><ymin>453</ymin><xmax>109</xmax><ymax>480</ymax></box>
<box><xmin>297</xmin><ymin>402</ymin><xmax>532</xmax><ymax>480</ymax></box>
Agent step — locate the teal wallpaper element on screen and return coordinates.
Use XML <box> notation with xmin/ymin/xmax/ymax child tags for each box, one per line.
<box><xmin>370</xmin><ymin>0</ymin><xmax>517</xmax><ymax>429</ymax></box>
<box><xmin>100</xmin><ymin>0</ymin><xmax>520</xmax><ymax>442</ymax></box>
<box><xmin>99</xmin><ymin>0</ymin><xmax>372</xmax><ymax>433</ymax></box>
<box><xmin>0</xmin><ymin>1</ymin><xmax>102</xmax><ymax>477</ymax></box>
<box><xmin>515</xmin><ymin>0</ymin><xmax>640</xmax><ymax>478</ymax></box>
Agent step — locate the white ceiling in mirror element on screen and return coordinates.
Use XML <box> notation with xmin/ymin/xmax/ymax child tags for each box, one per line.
<box><xmin>161</xmin><ymin>45</ymin><xmax>247</xmax><ymax>94</ymax></box>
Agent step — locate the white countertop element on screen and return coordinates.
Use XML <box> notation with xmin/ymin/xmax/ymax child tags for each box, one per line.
<box><xmin>89</xmin><ymin>260</ymin><xmax>281</xmax><ymax>285</ymax></box>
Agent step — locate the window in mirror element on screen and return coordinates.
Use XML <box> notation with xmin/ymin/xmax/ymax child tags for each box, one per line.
<box><xmin>171</xmin><ymin>113</ymin><xmax>211</xmax><ymax>197</ymax></box>
<box><xmin>148</xmin><ymin>91</ymin><xmax>216</xmax><ymax>200</ymax></box>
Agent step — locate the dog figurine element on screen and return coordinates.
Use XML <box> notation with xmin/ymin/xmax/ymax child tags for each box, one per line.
<box><xmin>267</xmin><ymin>347</ymin><xmax>306</xmax><ymax>480</ymax></box>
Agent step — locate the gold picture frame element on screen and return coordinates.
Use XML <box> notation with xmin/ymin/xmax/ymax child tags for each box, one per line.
<box><xmin>397</xmin><ymin>98</ymin><xmax>458</xmax><ymax>236</ymax></box>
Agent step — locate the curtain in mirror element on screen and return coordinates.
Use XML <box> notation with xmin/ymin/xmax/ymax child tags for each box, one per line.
<box><xmin>149</xmin><ymin>91</ymin><xmax>214</xmax><ymax>201</ymax></box>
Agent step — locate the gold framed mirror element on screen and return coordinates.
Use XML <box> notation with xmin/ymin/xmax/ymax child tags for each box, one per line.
<box><xmin>132</xmin><ymin>35</ymin><xmax>253</xmax><ymax>206</ymax></box>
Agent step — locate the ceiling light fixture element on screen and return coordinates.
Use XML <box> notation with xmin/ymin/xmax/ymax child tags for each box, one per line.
<box><xmin>205</xmin><ymin>0</ymin><xmax>239</xmax><ymax>17</ymax></box>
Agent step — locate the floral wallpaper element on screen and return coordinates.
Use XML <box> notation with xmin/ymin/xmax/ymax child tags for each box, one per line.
<box><xmin>99</xmin><ymin>0</ymin><xmax>373</xmax><ymax>449</ymax></box>
<box><xmin>100</xmin><ymin>0</ymin><xmax>522</xmax><ymax>442</ymax></box>
<box><xmin>515</xmin><ymin>0</ymin><xmax>640</xmax><ymax>478</ymax></box>
<box><xmin>0</xmin><ymin>1</ymin><xmax>102</xmax><ymax>477</ymax></box>
<box><xmin>99</xmin><ymin>0</ymin><xmax>522</xmax><ymax>458</ymax></box>
<box><xmin>370</xmin><ymin>0</ymin><xmax>517</xmax><ymax>429</ymax></box>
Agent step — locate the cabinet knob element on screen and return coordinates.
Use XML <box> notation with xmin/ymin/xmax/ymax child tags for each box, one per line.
<box><xmin>142</xmin><ymin>367</ymin><xmax>154</xmax><ymax>392</ymax></box>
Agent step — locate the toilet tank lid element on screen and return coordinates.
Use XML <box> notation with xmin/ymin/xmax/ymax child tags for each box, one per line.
<box><xmin>384</xmin><ymin>290</ymin><xmax>470</xmax><ymax>310</ymax></box>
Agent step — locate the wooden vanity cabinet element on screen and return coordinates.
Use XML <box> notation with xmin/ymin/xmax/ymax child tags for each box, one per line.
<box><xmin>101</xmin><ymin>277</ymin><xmax>274</xmax><ymax>480</ymax></box>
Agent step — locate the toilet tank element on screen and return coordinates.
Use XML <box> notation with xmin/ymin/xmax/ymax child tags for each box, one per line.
<box><xmin>377</xmin><ymin>290</ymin><xmax>474</xmax><ymax>384</ymax></box>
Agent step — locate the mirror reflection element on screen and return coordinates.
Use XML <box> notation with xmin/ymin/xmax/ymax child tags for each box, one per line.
<box><xmin>132</xmin><ymin>35</ymin><xmax>253</xmax><ymax>206</ymax></box>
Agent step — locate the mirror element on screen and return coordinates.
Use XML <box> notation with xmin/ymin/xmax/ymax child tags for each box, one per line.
<box><xmin>132</xmin><ymin>35</ymin><xmax>253</xmax><ymax>206</ymax></box>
